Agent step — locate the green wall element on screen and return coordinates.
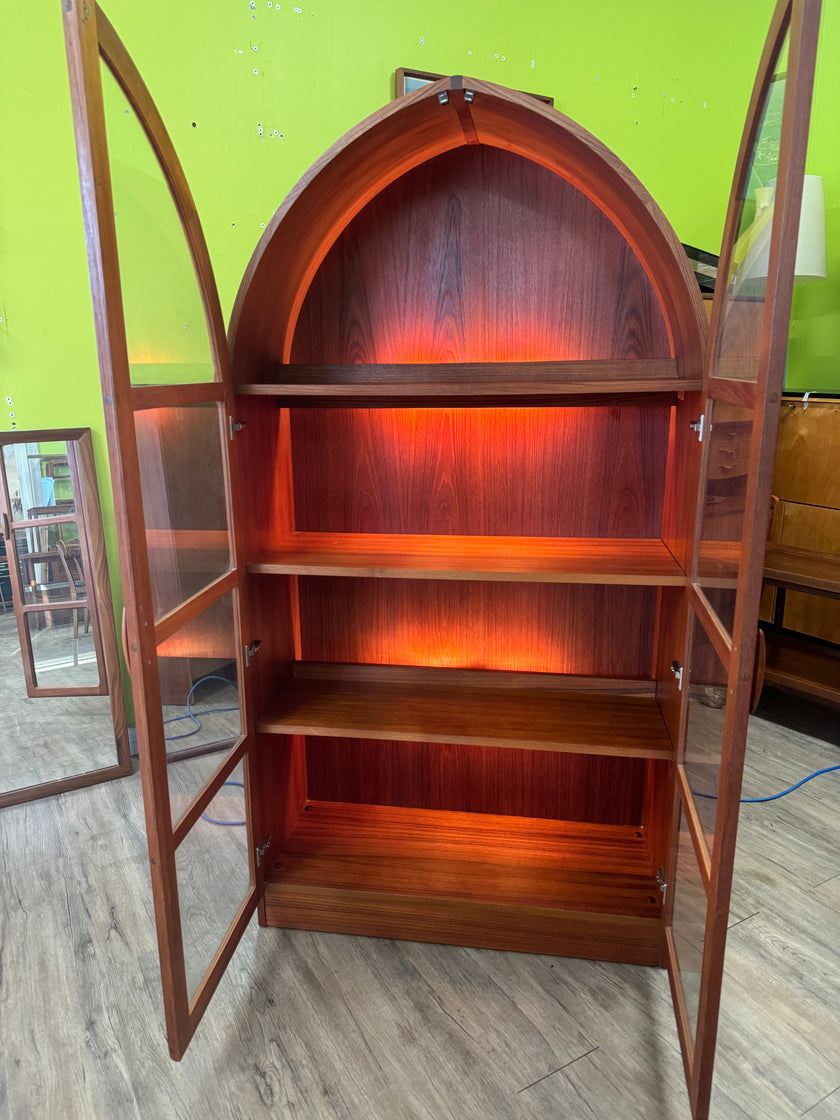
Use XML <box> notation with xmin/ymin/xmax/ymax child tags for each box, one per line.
<box><xmin>1</xmin><ymin>1</ymin><xmax>837</xmax><ymax>691</ymax></box>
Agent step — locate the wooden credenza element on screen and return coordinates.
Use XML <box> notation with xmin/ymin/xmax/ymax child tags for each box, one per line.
<box><xmin>761</xmin><ymin>399</ymin><xmax>840</xmax><ymax>703</ymax></box>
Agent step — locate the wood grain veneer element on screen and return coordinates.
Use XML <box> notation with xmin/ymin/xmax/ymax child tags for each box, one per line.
<box><xmin>763</xmin><ymin>632</ymin><xmax>840</xmax><ymax>704</ymax></box>
<box><xmin>304</xmin><ymin>737</ymin><xmax>647</xmax><ymax>825</ymax></box>
<box><xmin>236</xmin><ymin>359</ymin><xmax>699</xmax><ymax>406</ymax></box>
<box><xmin>773</xmin><ymin>400</ymin><xmax>840</xmax><ymax>509</ymax></box>
<box><xmin>677</xmin><ymin>3</ymin><xmax>824</xmax><ymax>1114</ymax></box>
<box><xmin>230</xmin><ymin>80</ymin><xmax>705</xmax><ymax>381</ymax></box>
<box><xmin>296</xmin><ymin>578</ymin><xmax>658</xmax><ymax>678</ymax></box>
<box><xmin>247</xmin><ymin>360</ymin><xmax>682</xmax><ymax>387</ymax></box>
<box><xmin>62</xmin><ymin>0</ymin><xmax>823</xmax><ymax>1106</ymax></box>
<box><xmin>290</xmin><ymin>147</ymin><xmax>671</xmax><ymax>367</ymax></box>
<box><xmin>763</xmin><ymin>544</ymin><xmax>840</xmax><ymax>598</ymax></box>
<box><xmin>290</xmin><ymin>405</ymin><xmax>669</xmax><ymax>538</ymax></box>
<box><xmin>248</xmin><ymin>533</ymin><xmax>686</xmax><ymax>584</ymax></box>
<box><xmin>767</xmin><ymin>504</ymin><xmax>840</xmax><ymax>648</ymax></box>
<box><xmin>256</xmin><ymin>662</ymin><xmax>672</xmax><ymax>760</ymax></box>
<box><xmin>263</xmin><ymin>801</ymin><xmax>662</xmax><ymax>964</ymax></box>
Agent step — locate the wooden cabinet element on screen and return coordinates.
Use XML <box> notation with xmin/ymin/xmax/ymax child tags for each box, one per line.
<box><xmin>228</xmin><ymin>127</ymin><xmax>704</xmax><ymax>968</ymax></box>
<box><xmin>761</xmin><ymin>398</ymin><xmax>840</xmax><ymax>702</ymax></box>
<box><xmin>62</xmin><ymin>1</ymin><xmax>821</xmax><ymax>1116</ymax></box>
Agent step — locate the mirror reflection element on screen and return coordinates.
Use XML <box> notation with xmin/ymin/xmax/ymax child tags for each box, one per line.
<box><xmin>0</xmin><ymin>429</ymin><xmax>130</xmax><ymax>805</ymax></box>
<box><xmin>0</xmin><ymin>606</ymin><xmax>119</xmax><ymax>795</ymax></box>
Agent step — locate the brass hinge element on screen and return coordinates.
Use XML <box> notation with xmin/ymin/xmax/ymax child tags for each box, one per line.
<box><xmin>689</xmin><ymin>414</ymin><xmax>705</xmax><ymax>442</ymax></box>
<box><xmin>255</xmin><ymin>834</ymin><xmax>272</xmax><ymax>868</ymax></box>
<box><xmin>228</xmin><ymin>416</ymin><xmax>248</xmax><ymax>441</ymax></box>
<box><xmin>244</xmin><ymin>639</ymin><xmax>262</xmax><ymax>666</ymax></box>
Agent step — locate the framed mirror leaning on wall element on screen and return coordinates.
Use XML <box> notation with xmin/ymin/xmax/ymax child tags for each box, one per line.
<box><xmin>0</xmin><ymin>428</ymin><xmax>131</xmax><ymax>807</ymax></box>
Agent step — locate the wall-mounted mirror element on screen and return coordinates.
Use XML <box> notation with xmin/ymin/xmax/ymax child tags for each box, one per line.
<box><xmin>0</xmin><ymin>428</ymin><xmax>131</xmax><ymax>806</ymax></box>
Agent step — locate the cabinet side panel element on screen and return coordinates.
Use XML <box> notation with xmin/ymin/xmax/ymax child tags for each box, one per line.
<box><xmin>304</xmin><ymin>738</ymin><xmax>646</xmax><ymax>825</ymax></box>
<box><xmin>233</xmin><ymin>396</ymin><xmax>295</xmax><ymax>557</ymax></box>
<box><xmin>661</xmin><ymin>393</ymin><xmax>704</xmax><ymax>572</ymax></box>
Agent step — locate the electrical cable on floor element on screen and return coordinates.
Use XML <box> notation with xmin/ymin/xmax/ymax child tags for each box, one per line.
<box><xmin>694</xmin><ymin>763</ymin><xmax>840</xmax><ymax>803</ymax></box>
<box><xmin>163</xmin><ymin>674</ymin><xmax>238</xmax><ymax>741</ymax></box>
<box><xmin>201</xmin><ymin>780</ymin><xmax>246</xmax><ymax>826</ymax></box>
<box><xmin>163</xmin><ymin>674</ymin><xmax>246</xmax><ymax>825</ymax></box>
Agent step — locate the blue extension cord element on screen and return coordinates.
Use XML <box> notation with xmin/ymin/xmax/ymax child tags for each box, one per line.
<box><xmin>694</xmin><ymin>763</ymin><xmax>840</xmax><ymax>803</ymax></box>
<box><xmin>201</xmin><ymin>780</ymin><xmax>246</xmax><ymax>826</ymax></box>
<box><xmin>163</xmin><ymin>674</ymin><xmax>246</xmax><ymax>826</ymax></box>
<box><xmin>163</xmin><ymin>674</ymin><xmax>239</xmax><ymax>742</ymax></box>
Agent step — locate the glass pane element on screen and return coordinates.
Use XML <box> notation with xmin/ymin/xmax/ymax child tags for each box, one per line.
<box><xmin>711</xmin><ymin>39</ymin><xmax>787</xmax><ymax>383</ymax></box>
<box><xmin>2</xmin><ymin>441</ymin><xmax>75</xmax><ymax>522</ymax></box>
<box><xmin>134</xmin><ymin>404</ymin><xmax>231</xmax><ymax>620</ymax></box>
<box><xmin>157</xmin><ymin>591</ymin><xmax>242</xmax><ymax>824</ymax></box>
<box><xmin>671</xmin><ymin>808</ymin><xmax>708</xmax><ymax>1042</ymax></box>
<box><xmin>14</xmin><ymin>523</ymin><xmax>85</xmax><ymax>608</ymax></box>
<box><xmin>100</xmin><ymin>65</ymin><xmax>216</xmax><ymax>386</ymax></box>
<box><xmin>696</xmin><ymin>400</ymin><xmax>755</xmax><ymax>633</ymax></box>
<box><xmin>24</xmin><ymin>610</ymin><xmax>101</xmax><ymax>691</ymax></box>
<box><xmin>684</xmin><ymin>615</ymin><xmax>729</xmax><ymax>848</ymax></box>
<box><xmin>175</xmin><ymin>760</ymin><xmax>250</xmax><ymax>999</ymax></box>
<box><xmin>0</xmin><ymin>606</ymin><xmax>116</xmax><ymax>792</ymax></box>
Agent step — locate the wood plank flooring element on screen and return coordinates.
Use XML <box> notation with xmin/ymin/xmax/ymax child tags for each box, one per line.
<box><xmin>0</xmin><ymin>610</ymin><xmax>119</xmax><ymax>795</ymax></box>
<box><xmin>0</xmin><ymin>687</ymin><xmax>837</xmax><ymax>1118</ymax></box>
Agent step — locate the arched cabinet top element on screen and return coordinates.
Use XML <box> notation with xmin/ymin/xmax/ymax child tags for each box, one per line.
<box><xmin>229</xmin><ymin>75</ymin><xmax>706</xmax><ymax>382</ymax></box>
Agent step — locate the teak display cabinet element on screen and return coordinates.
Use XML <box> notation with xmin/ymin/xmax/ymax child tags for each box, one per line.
<box><xmin>63</xmin><ymin>1</ymin><xmax>821</xmax><ymax>1115</ymax></box>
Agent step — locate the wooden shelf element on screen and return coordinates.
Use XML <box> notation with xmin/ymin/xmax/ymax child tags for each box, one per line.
<box><xmin>256</xmin><ymin>662</ymin><xmax>673</xmax><ymax>759</ymax></box>
<box><xmin>763</xmin><ymin>544</ymin><xmax>840</xmax><ymax>599</ymax></box>
<box><xmin>247</xmin><ymin>533</ymin><xmax>686</xmax><ymax>585</ymax></box>
<box><xmin>236</xmin><ymin>359</ymin><xmax>700</xmax><ymax>406</ymax></box>
<box><xmin>264</xmin><ymin>801</ymin><xmax>662</xmax><ymax>964</ymax></box>
<box><xmin>763</xmin><ymin>631</ymin><xmax>840</xmax><ymax>705</ymax></box>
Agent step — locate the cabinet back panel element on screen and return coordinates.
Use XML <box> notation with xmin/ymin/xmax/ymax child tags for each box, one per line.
<box><xmin>289</xmin><ymin>145</ymin><xmax>671</xmax><ymax>365</ymax></box>
<box><xmin>298</xmin><ymin>578</ymin><xmax>656</xmax><ymax>678</ymax></box>
<box><xmin>291</xmin><ymin>405</ymin><xmax>669</xmax><ymax>537</ymax></box>
<box><xmin>304</xmin><ymin>737</ymin><xmax>646</xmax><ymax>825</ymax></box>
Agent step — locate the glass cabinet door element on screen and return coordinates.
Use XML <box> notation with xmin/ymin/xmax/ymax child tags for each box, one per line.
<box><xmin>63</xmin><ymin>0</ymin><xmax>260</xmax><ymax>1060</ymax></box>
<box><xmin>667</xmin><ymin>2</ymin><xmax>822</xmax><ymax>1117</ymax></box>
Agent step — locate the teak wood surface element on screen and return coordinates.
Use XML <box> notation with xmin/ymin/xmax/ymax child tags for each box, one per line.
<box><xmin>264</xmin><ymin>801</ymin><xmax>662</xmax><ymax>965</ymax></box>
<box><xmin>248</xmin><ymin>532</ymin><xmax>687</xmax><ymax>584</ymax></box>
<box><xmin>67</xmin><ymin>8</ymin><xmax>832</xmax><ymax>1118</ymax></box>
<box><xmin>763</xmin><ymin>543</ymin><xmax>840</xmax><ymax>598</ymax></box>
<box><xmin>289</xmin><ymin>405</ymin><xmax>670</xmax><ymax>538</ymax></box>
<box><xmin>63</xmin><ymin>1</ymin><xmax>262</xmax><ymax>1063</ymax></box>
<box><xmin>304</xmin><ymin>737</ymin><xmax>648</xmax><ymax>825</ymax></box>
<box><xmin>670</xmin><ymin>3</ymin><xmax>823</xmax><ymax>1117</ymax></box>
<box><xmin>229</xmin><ymin>79</ymin><xmax>705</xmax><ymax>381</ymax></box>
<box><xmin>296</xmin><ymin>578</ymin><xmax>660</xmax><ymax>680</ymax></box>
<box><xmin>764</xmin><ymin>632</ymin><xmax>840</xmax><ymax>704</ymax></box>
<box><xmin>236</xmin><ymin>359</ymin><xmax>700</xmax><ymax>407</ymax></box>
<box><xmin>256</xmin><ymin>662</ymin><xmax>674</xmax><ymax>760</ymax></box>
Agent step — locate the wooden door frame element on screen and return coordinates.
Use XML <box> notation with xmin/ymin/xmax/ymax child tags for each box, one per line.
<box><xmin>666</xmin><ymin>1</ymin><xmax>822</xmax><ymax>1116</ymax></box>
<box><xmin>62</xmin><ymin>0</ymin><xmax>260</xmax><ymax>1059</ymax></box>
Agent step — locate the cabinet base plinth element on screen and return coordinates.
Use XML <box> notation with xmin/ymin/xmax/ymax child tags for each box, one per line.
<box><xmin>263</xmin><ymin>882</ymin><xmax>663</xmax><ymax>966</ymax></box>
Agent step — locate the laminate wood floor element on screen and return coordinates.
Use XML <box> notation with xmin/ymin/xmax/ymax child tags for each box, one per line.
<box><xmin>0</xmin><ymin>609</ymin><xmax>118</xmax><ymax>794</ymax></box>
<box><xmin>0</xmin><ymin>689</ymin><xmax>837</xmax><ymax>1119</ymax></box>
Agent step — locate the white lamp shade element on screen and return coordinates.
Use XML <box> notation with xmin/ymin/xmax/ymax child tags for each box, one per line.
<box><xmin>734</xmin><ymin>174</ymin><xmax>827</xmax><ymax>291</ymax></box>
<box><xmin>794</xmin><ymin>174</ymin><xmax>827</xmax><ymax>281</ymax></box>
